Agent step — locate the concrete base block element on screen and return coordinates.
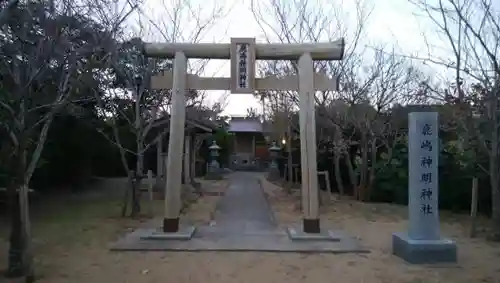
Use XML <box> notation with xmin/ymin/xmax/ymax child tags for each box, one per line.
<box><xmin>267</xmin><ymin>167</ymin><xmax>280</xmax><ymax>181</ymax></box>
<box><xmin>267</xmin><ymin>166</ymin><xmax>281</xmax><ymax>181</ymax></box>
<box><xmin>205</xmin><ymin>170</ymin><xmax>223</xmax><ymax>180</ymax></box>
<box><xmin>140</xmin><ymin>225</ymin><xmax>196</xmax><ymax>241</ymax></box>
<box><xmin>205</xmin><ymin>174</ymin><xmax>223</xmax><ymax>180</ymax></box>
<box><xmin>286</xmin><ymin>226</ymin><xmax>341</xmax><ymax>242</ymax></box>
<box><xmin>392</xmin><ymin>232</ymin><xmax>457</xmax><ymax>264</ymax></box>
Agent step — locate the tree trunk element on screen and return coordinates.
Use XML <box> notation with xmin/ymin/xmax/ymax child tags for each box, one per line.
<box><xmin>333</xmin><ymin>153</ymin><xmax>344</xmax><ymax>197</ymax></box>
<box><xmin>130</xmin><ymin>174</ymin><xmax>141</xmax><ymax>217</ymax></box>
<box><xmin>359</xmin><ymin>133</ymin><xmax>369</xmax><ymax>201</ymax></box>
<box><xmin>489</xmin><ymin>154</ymin><xmax>500</xmax><ymax>240</ymax></box>
<box><xmin>7</xmin><ymin>184</ymin><xmax>34</xmax><ymax>283</ymax></box>
<box><xmin>121</xmin><ymin>171</ymin><xmax>133</xmax><ymax>217</ymax></box>
<box><xmin>131</xmin><ymin>148</ymin><xmax>145</xmax><ymax>217</ymax></box>
<box><xmin>344</xmin><ymin>151</ymin><xmax>358</xmax><ymax>199</ymax></box>
<box><xmin>7</xmin><ymin>185</ymin><xmax>23</xmax><ymax>278</ymax></box>
<box><xmin>19</xmin><ymin>182</ymin><xmax>34</xmax><ymax>283</ymax></box>
<box><xmin>7</xmin><ymin>140</ymin><xmax>34</xmax><ymax>282</ymax></box>
<box><xmin>366</xmin><ymin>138</ymin><xmax>378</xmax><ymax>201</ymax></box>
<box><xmin>469</xmin><ymin>177</ymin><xmax>479</xmax><ymax>238</ymax></box>
<box><xmin>123</xmin><ymin>170</ymin><xmax>141</xmax><ymax>218</ymax></box>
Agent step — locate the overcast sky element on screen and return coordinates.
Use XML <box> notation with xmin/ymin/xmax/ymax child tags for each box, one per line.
<box><xmin>138</xmin><ymin>0</ymin><xmax>440</xmax><ymax>116</ymax></box>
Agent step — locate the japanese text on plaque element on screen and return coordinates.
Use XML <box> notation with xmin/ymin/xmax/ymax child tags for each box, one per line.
<box><xmin>237</xmin><ymin>44</ymin><xmax>248</xmax><ymax>88</ymax></box>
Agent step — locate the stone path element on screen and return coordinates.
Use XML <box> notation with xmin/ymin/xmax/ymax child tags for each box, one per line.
<box><xmin>111</xmin><ymin>172</ymin><xmax>367</xmax><ymax>253</ymax></box>
<box><xmin>210</xmin><ymin>172</ymin><xmax>276</xmax><ymax>233</ymax></box>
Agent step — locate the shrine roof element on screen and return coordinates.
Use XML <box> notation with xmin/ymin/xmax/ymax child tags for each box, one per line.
<box><xmin>228</xmin><ymin>117</ymin><xmax>263</xmax><ymax>133</ymax></box>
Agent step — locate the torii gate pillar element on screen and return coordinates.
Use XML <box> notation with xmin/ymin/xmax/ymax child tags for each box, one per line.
<box><xmin>146</xmin><ymin>38</ymin><xmax>345</xmax><ymax>237</ymax></box>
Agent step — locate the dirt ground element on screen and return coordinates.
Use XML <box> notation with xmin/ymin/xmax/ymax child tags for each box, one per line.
<box><xmin>261</xmin><ymin>178</ymin><xmax>500</xmax><ymax>283</ymax></box>
<box><xmin>1</xmin><ymin>175</ymin><xmax>500</xmax><ymax>283</ymax></box>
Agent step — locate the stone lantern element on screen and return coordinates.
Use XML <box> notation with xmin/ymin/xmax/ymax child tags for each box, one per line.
<box><xmin>268</xmin><ymin>141</ymin><xmax>281</xmax><ymax>181</ymax></box>
<box><xmin>206</xmin><ymin>140</ymin><xmax>222</xmax><ymax>180</ymax></box>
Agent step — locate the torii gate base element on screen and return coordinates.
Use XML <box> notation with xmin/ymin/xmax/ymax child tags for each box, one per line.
<box><xmin>145</xmin><ymin>38</ymin><xmax>345</xmax><ymax>241</ymax></box>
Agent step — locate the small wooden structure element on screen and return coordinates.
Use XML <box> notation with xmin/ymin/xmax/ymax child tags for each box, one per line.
<box><xmin>150</xmin><ymin>116</ymin><xmax>216</xmax><ymax>191</ymax></box>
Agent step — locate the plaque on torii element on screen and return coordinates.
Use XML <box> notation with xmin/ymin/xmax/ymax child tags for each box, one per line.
<box><xmin>146</xmin><ymin>37</ymin><xmax>344</xmax><ymax>237</ymax></box>
<box><xmin>230</xmin><ymin>38</ymin><xmax>256</xmax><ymax>93</ymax></box>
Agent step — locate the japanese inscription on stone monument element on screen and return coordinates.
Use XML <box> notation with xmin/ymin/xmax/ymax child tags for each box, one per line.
<box><xmin>408</xmin><ymin>112</ymin><xmax>440</xmax><ymax>240</ymax></box>
<box><xmin>419</xmin><ymin>123</ymin><xmax>434</xmax><ymax>216</ymax></box>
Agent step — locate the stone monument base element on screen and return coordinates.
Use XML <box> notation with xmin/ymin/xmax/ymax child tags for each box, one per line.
<box><xmin>205</xmin><ymin>172</ymin><xmax>223</xmax><ymax>180</ymax></box>
<box><xmin>392</xmin><ymin>232</ymin><xmax>457</xmax><ymax>264</ymax></box>
<box><xmin>140</xmin><ymin>225</ymin><xmax>196</xmax><ymax>240</ymax></box>
<box><xmin>286</xmin><ymin>225</ymin><xmax>342</xmax><ymax>242</ymax></box>
<box><xmin>267</xmin><ymin>167</ymin><xmax>280</xmax><ymax>181</ymax></box>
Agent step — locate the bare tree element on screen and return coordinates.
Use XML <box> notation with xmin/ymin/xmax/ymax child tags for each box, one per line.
<box><xmin>339</xmin><ymin>49</ymin><xmax>424</xmax><ymax>200</ymax></box>
<box><xmin>140</xmin><ymin>0</ymin><xmax>231</xmax><ymax>83</ymax></box>
<box><xmin>250</xmin><ymin>0</ymin><xmax>371</xmax><ymax>190</ymax></box>
<box><xmin>251</xmin><ymin>0</ymin><xmax>424</xmax><ymax>200</ymax></box>
<box><xmin>410</xmin><ymin>0</ymin><xmax>500</xmax><ymax>239</ymax></box>
<box><xmin>96</xmin><ymin>39</ymin><xmax>207</xmax><ymax>217</ymax></box>
<box><xmin>95</xmin><ymin>0</ymin><xmax>229</xmax><ymax>217</ymax></box>
<box><xmin>0</xmin><ymin>0</ymin><xmax>137</xmax><ymax>280</ymax></box>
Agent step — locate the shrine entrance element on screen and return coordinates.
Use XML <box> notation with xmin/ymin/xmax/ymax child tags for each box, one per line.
<box><xmin>147</xmin><ymin>37</ymin><xmax>345</xmax><ymax>235</ymax></box>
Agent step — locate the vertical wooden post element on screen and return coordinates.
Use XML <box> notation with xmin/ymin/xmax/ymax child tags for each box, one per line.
<box><xmin>294</xmin><ymin>166</ymin><xmax>299</xmax><ymax>184</ymax></box>
<box><xmin>147</xmin><ymin>170</ymin><xmax>154</xmax><ymax>216</ymax></box>
<box><xmin>287</xmin><ymin>125</ymin><xmax>293</xmax><ymax>186</ymax></box>
<box><xmin>324</xmin><ymin>172</ymin><xmax>332</xmax><ymax>202</ymax></box>
<box><xmin>469</xmin><ymin>177</ymin><xmax>479</xmax><ymax>237</ymax></box>
<box><xmin>298</xmin><ymin>52</ymin><xmax>320</xmax><ymax>233</ymax></box>
<box><xmin>163</xmin><ymin>51</ymin><xmax>187</xmax><ymax>233</ymax></box>
<box><xmin>156</xmin><ymin>137</ymin><xmax>163</xmax><ymax>185</ymax></box>
<box><xmin>252</xmin><ymin>135</ymin><xmax>256</xmax><ymax>160</ymax></box>
<box><xmin>184</xmin><ymin>135</ymin><xmax>191</xmax><ymax>184</ymax></box>
<box><xmin>190</xmin><ymin>135</ymin><xmax>197</xmax><ymax>180</ymax></box>
<box><xmin>283</xmin><ymin>164</ymin><xmax>288</xmax><ymax>182</ymax></box>
<box><xmin>234</xmin><ymin>136</ymin><xmax>238</xmax><ymax>154</ymax></box>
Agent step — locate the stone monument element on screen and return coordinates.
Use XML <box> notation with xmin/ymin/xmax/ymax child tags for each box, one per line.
<box><xmin>392</xmin><ymin>112</ymin><xmax>457</xmax><ymax>263</ymax></box>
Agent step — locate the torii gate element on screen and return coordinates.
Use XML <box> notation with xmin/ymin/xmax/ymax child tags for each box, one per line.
<box><xmin>146</xmin><ymin>38</ymin><xmax>345</xmax><ymax>235</ymax></box>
